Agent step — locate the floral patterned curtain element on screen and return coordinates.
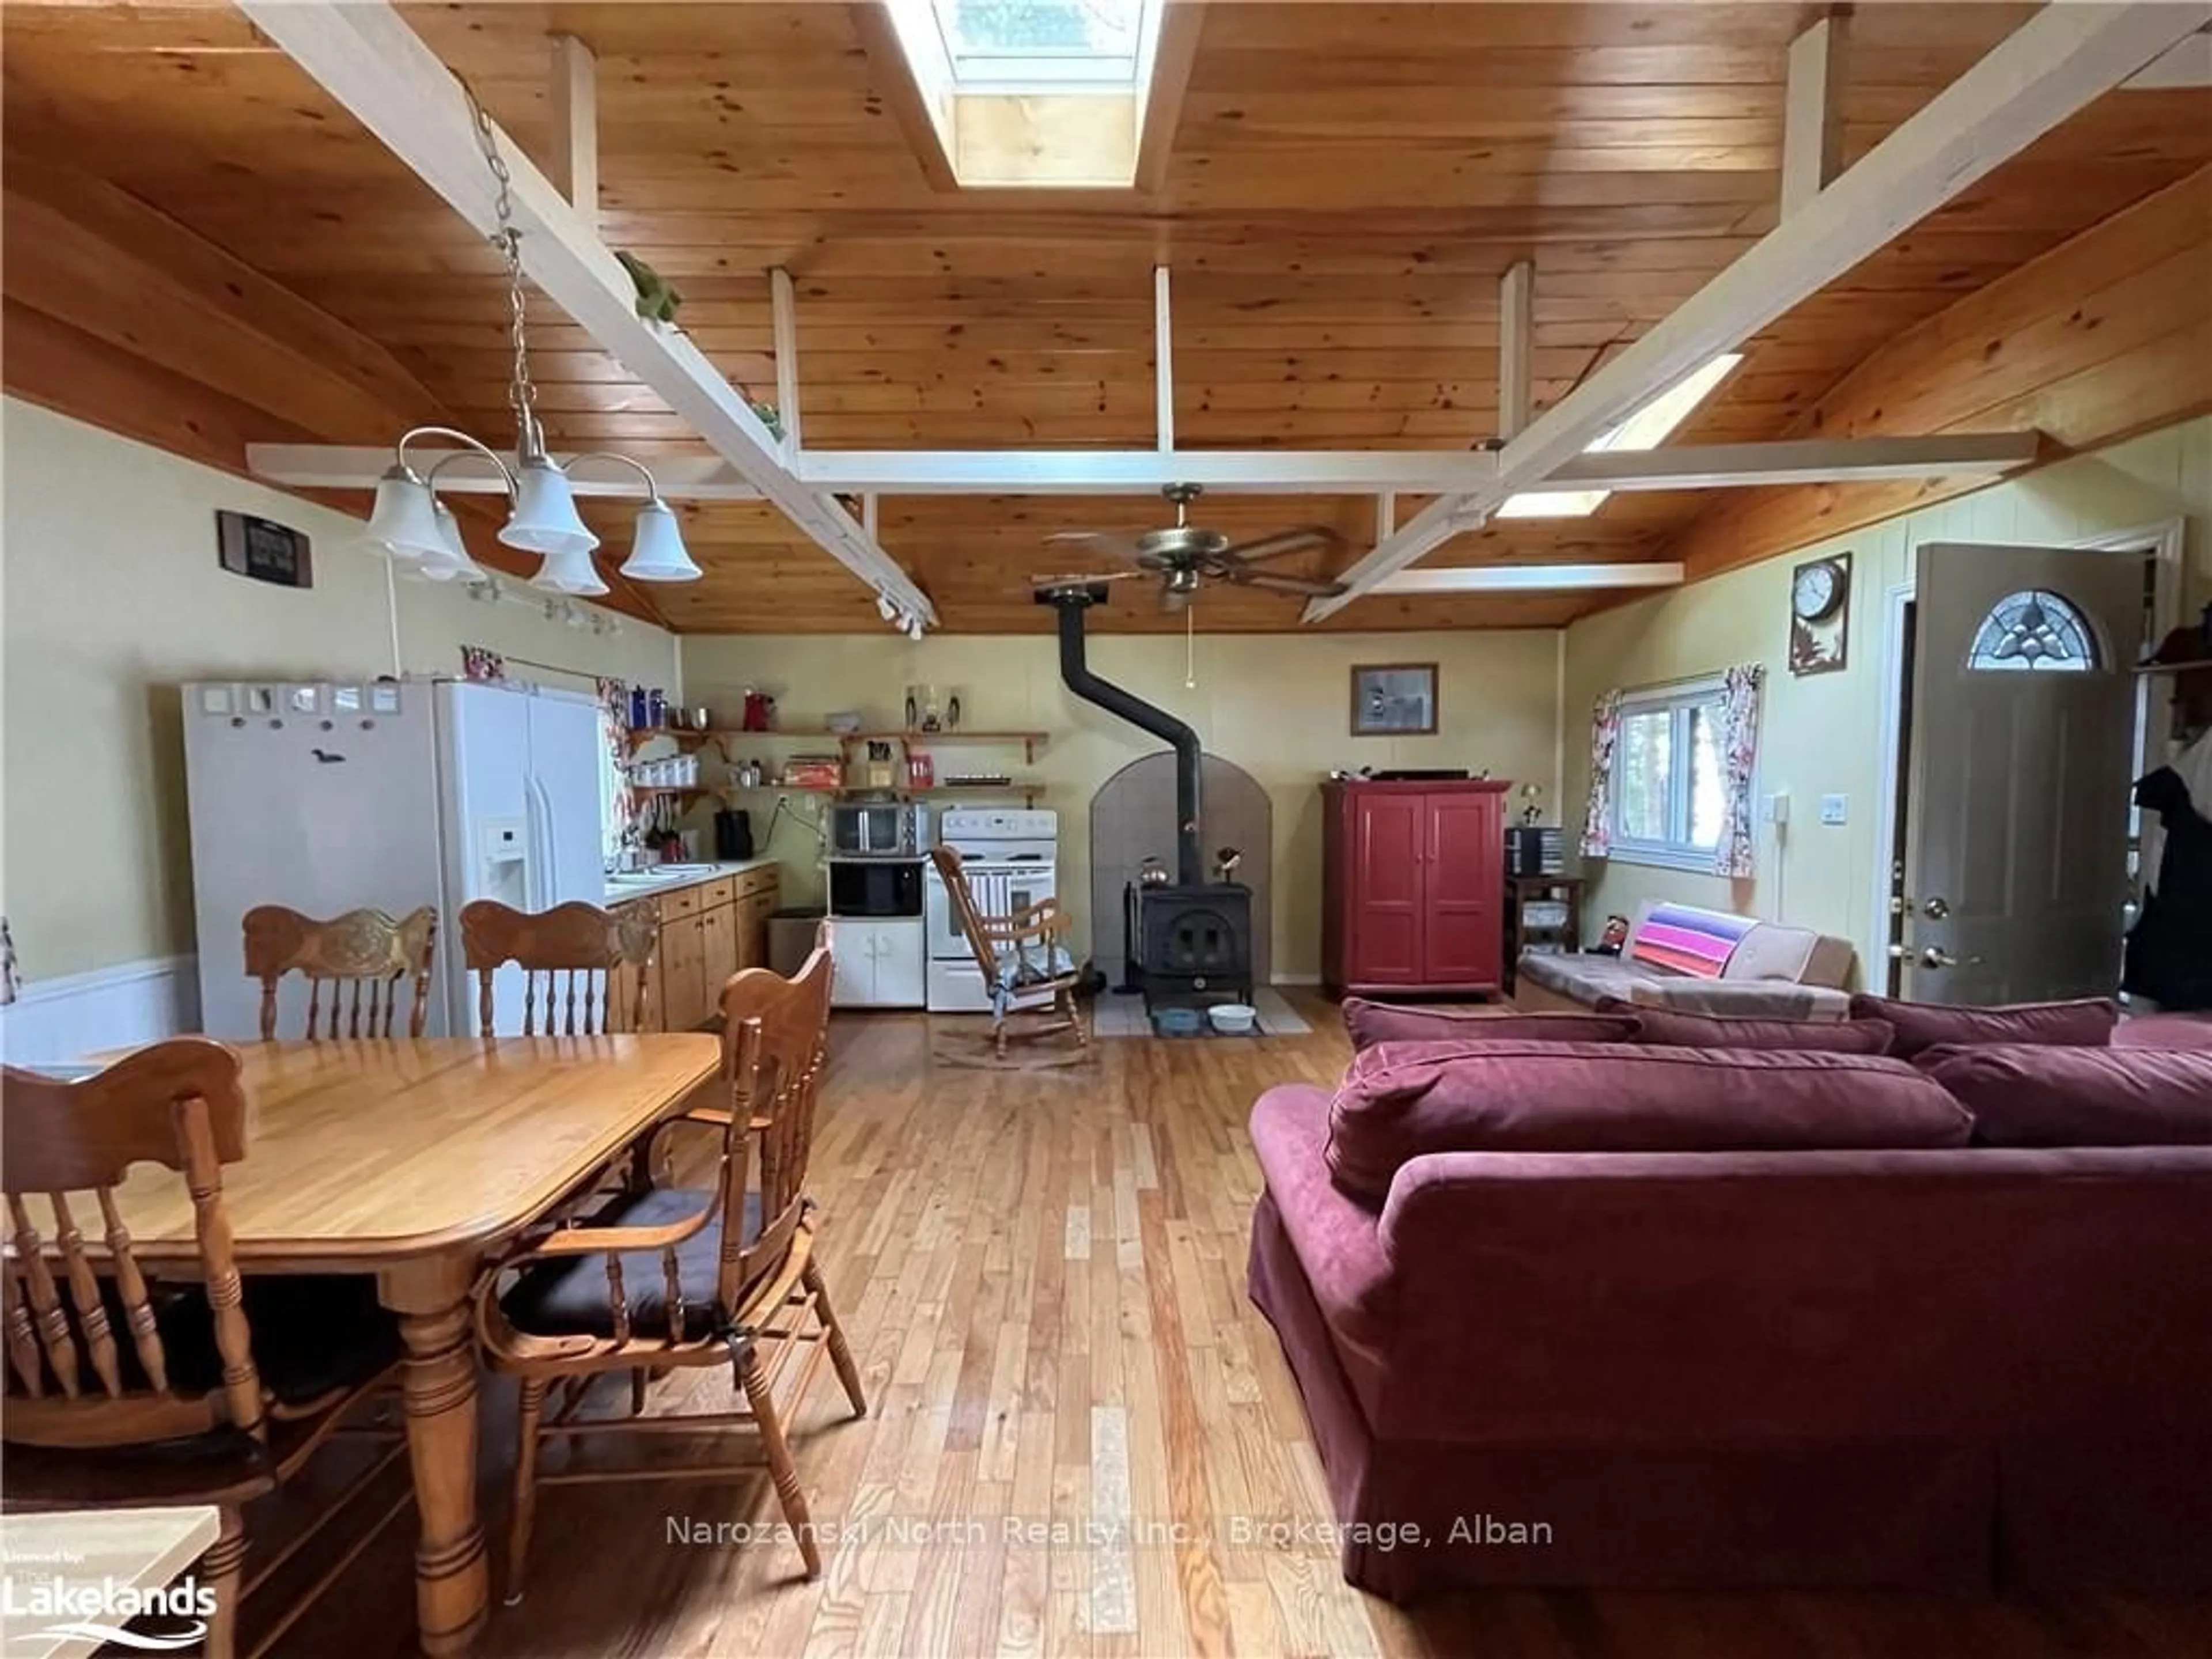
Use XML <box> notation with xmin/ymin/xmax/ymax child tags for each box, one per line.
<box><xmin>1711</xmin><ymin>664</ymin><xmax>1765</xmax><ymax>877</ymax></box>
<box><xmin>596</xmin><ymin>677</ymin><xmax>636</xmax><ymax>854</ymax></box>
<box><xmin>1580</xmin><ymin>690</ymin><xmax>1623</xmax><ymax>858</ymax></box>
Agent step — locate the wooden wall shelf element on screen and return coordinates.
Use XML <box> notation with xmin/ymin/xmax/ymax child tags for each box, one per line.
<box><xmin>630</xmin><ymin>726</ymin><xmax>1049</xmax><ymax>762</ymax></box>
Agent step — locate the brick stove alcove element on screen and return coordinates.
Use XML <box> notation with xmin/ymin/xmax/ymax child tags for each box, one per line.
<box><xmin>1089</xmin><ymin>752</ymin><xmax>1271</xmax><ymax>990</ymax></box>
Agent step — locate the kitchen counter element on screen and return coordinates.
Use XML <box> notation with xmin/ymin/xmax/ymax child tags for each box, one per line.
<box><xmin>603</xmin><ymin>857</ymin><xmax>781</xmax><ymax>906</ymax></box>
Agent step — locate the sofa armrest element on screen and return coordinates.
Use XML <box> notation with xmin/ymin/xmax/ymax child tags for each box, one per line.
<box><xmin>1628</xmin><ymin>979</ymin><xmax>1851</xmax><ymax>1020</ymax></box>
<box><xmin>1248</xmin><ymin>1086</ymin><xmax>1394</xmax><ymax>1346</ymax></box>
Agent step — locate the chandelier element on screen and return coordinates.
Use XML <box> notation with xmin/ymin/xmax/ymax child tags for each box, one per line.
<box><xmin>359</xmin><ymin>86</ymin><xmax>698</xmax><ymax>594</ymax></box>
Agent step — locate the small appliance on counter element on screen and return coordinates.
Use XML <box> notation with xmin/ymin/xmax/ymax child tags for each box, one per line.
<box><xmin>714</xmin><ymin>807</ymin><xmax>755</xmax><ymax>861</ymax></box>
<box><xmin>830</xmin><ymin>797</ymin><xmax>930</xmax><ymax>859</ymax></box>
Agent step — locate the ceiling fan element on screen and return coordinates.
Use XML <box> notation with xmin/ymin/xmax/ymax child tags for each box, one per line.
<box><xmin>1029</xmin><ymin>484</ymin><xmax>1348</xmax><ymax>613</ymax></box>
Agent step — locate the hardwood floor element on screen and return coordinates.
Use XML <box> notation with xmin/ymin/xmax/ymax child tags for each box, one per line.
<box><xmin>270</xmin><ymin>997</ymin><xmax>2211</xmax><ymax>1657</ymax></box>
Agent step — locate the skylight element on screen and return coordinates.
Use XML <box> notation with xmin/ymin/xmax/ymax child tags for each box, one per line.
<box><xmin>932</xmin><ymin>0</ymin><xmax>1149</xmax><ymax>88</ymax></box>
<box><xmin>1495</xmin><ymin>354</ymin><xmax>1744</xmax><ymax>518</ymax></box>
<box><xmin>881</xmin><ymin>0</ymin><xmax>1169</xmax><ymax>186</ymax></box>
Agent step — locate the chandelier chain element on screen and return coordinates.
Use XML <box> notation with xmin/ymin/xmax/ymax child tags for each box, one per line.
<box><xmin>462</xmin><ymin>80</ymin><xmax>536</xmax><ymax>438</ymax></box>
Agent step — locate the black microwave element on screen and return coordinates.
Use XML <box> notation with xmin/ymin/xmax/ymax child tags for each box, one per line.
<box><xmin>829</xmin><ymin>859</ymin><xmax>923</xmax><ymax>918</ymax></box>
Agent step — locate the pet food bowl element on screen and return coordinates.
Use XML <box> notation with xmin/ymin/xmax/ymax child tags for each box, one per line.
<box><xmin>1207</xmin><ymin>1003</ymin><xmax>1259</xmax><ymax>1035</ymax></box>
<box><xmin>1152</xmin><ymin>1007</ymin><xmax>1205</xmax><ymax>1037</ymax></box>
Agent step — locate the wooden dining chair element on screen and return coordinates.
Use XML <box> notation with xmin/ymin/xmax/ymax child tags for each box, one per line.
<box><xmin>243</xmin><ymin>904</ymin><xmax>438</xmax><ymax>1040</ymax></box>
<box><xmin>458</xmin><ymin>899</ymin><xmax>657</xmax><ymax>1035</ymax></box>
<box><xmin>1</xmin><ymin>1038</ymin><xmax>406</xmax><ymax>1659</ymax></box>
<box><xmin>929</xmin><ymin>844</ymin><xmax>1088</xmax><ymax>1058</ymax></box>
<box><xmin>475</xmin><ymin>946</ymin><xmax>866</xmax><ymax>1600</ymax></box>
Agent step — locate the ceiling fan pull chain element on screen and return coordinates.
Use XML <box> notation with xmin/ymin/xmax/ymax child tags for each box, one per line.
<box><xmin>1185</xmin><ymin>603</ymin><xmax>1197</xmax><ymax>690</ymax></box>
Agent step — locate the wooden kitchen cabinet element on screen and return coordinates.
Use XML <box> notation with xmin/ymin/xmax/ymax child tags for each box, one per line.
<box><xmin>615</xmin><ymin>868</ymin><xmax>783</xmax><ymax>1031</ymax></box>
<box><xmin>1321</xmin><ymin>779</ymin><xmax>1508</xmax><ymax>998</ymax></box>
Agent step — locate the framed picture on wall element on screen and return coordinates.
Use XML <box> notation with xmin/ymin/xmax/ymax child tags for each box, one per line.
<box><xmin>1350</xmin><ymin>662</ymin><xmax>1438</xmax><ymax>736</ymax></box>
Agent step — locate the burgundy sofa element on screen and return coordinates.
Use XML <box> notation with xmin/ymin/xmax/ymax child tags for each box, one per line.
<box><xmin>1246</xmin><ymin>1032</ymin><xmax>2212</xmax><ymax>1600</ymax></box>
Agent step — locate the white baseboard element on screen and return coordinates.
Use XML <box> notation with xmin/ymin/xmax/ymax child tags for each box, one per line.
<box><xmin>0</xmin><ymin>954</ymin><xmax>199</xmax><ymax>1065</ymax></box>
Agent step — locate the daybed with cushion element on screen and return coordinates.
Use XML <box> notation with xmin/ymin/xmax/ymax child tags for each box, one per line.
<box><xmin>1247</xmin><ymin>1003</ymin><xmax>2212</xmax><ymax>1600</ymax></box>
<box><xmin>1515</xmin><ymin>899</ymin><xmax>1855</xmax><ymax>1019</ymax></box>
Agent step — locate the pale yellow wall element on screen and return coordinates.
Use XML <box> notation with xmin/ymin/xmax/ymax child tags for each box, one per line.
<box><xmin>683</xmin><ymin>630</ymin><xmax>1563</xmax><ymax>980</ymax></box>
<box><xmin>0</xmin><ymin>399</ymin><xmax>679</xmax><ymax>979</ymax></box>
<box><xmin>1562</xmin><ymin>417</ymin><xmax>2212</xmax><ymax>986</ymax></box>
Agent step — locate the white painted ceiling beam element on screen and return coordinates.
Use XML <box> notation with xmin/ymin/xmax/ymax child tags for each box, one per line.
<box><xmin>548</xmin><ymin>34</ymin><xmax>598</xmax><ymax>228</ymax></box>
<box><xmin>1307</xmin><ymin>0</ymin><xmax>2210</xmax><ymax>622</ymax></box>
<box><xmin>1781</xmin><ymin>14</ymin><xmax>1849</xmax><ymax>218</ymax></box>
<box><xmin>2124</xmin><ymin>26</ymin><xmax>2211</xmax><ymax>89</ymax></box>
<box><xmin>1376</xmin><ymin>563</ymin><xmax>1686</xmax><ymax>595</ymax></box>
<box><xmin>1498</xmin><ymin>260</ymin><xmax>1533</xmax><ymax>441</ymax></box>
<box><xmin>251</xmin><ymin>431</ymin><xmax>2039</xmax><ymax>502</ymax></box>
<box><xmin>236</xmin><ymin>0</ymin><xmax>935</xmax><ymax>623</ymax></box>
<box><xmin>770</xmin><ymin>266</ymin><xmax>803</xmax><ymax>462</ymax></box>
<box><xmin>1154</xmin><ymin>265</ymin><xmax>1175</xmax><ymax>453</ymax></box>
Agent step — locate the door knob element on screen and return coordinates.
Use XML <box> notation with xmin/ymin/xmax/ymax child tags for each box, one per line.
<box><xmin>1921</xmin><ymin>896</ymin><xmax>1951</xmax><ymax>921</ymax></box>
<box><xmin>1919</xmin><ymin>945</ymin><xmax>1960</xmax><ymax>970</ymax></box>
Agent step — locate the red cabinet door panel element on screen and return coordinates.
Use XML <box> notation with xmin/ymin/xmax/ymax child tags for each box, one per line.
<box><xmin>1350</xmin><ymin>791</ymin><xmax>1425</xmax><ymax>983</ymax></box>
<box><xmin>1422</xmin><ymin>791</ymin><xmax>1502</xmax><ymax>987</ymax></box>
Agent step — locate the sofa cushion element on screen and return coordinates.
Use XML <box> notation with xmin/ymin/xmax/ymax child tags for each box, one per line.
<box><xmin>1514</xmin><ymin>952</ymin><xmax>1653</xmax><ymax>1006</ymax></box>
<box><xmin>1324</xmin><ymin>1042</ymin><xmax>1972</xmax><ymax>1200</ymax></box>
<box><xmin>2117</xmin><ymin>1013</ymin><xmax>2212</xmax><ymax>1050</ymax></box>
<box><xmin>1850</xmin><ymin>995</ymin><xmax>2120</xmax><ymax>1060</ymax></box>
<box><xmin>1342</xmin><ymin>997</ymin><xmax>1639</xmax><ymax>1050</ymax></box>
<box><xmin>1627</xmin><ymin>903</ymin><xmax>1757</xmax><ymax>980</ymax></box>
<box><xmin>1596</xmin><ymin>997</ymin><xmax>1893</xmax><ymax>1054</ymax></box>
<box><xmin>1922</xmin><ymin>1045</ymin><xmax>2212</xmax><ymax>1146</ymax></box>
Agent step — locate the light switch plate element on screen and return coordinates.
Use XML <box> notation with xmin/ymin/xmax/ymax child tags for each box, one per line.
<box><xmin>1819</xmin><ymin>793</ymin><xmax>1849</xmax><ymax>826</ymax></box>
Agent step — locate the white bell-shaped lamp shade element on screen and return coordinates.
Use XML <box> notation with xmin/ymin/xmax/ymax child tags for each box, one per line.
<box><xmin>414</xmin><ymin>502</ymin><xmax>487</xmax><ymax>583</ymax></box>
<box><xmin>500</xmin><ymin>459</ymin><xmax>600</xmax><ymax>559</ymax></box>
<box><xmin>362</xmin><ymin>471</ymin><xmax>446</xmax><ymax>563</ymax></box>
<box><xmin>529</xmin><ymin>540</ymin><xmax>609</xmax><ymax>597</ymax></box>
<box><xmin>618</xmin><ymin>500</ymin><xmax>701</xmax><ymax>582</ymax></box>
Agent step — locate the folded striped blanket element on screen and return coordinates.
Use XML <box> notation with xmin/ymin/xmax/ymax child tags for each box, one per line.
<box><xmin>1628</xmin><ymin>903</ymin><xmax>1756</xmax><ymax>980</ymax></box>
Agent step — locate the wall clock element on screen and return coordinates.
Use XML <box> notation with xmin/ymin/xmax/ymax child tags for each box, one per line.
<box><xmin>1789</xmin><ymin>551</ymin><xmax>1851</xmax><ymax>676</ymax></box>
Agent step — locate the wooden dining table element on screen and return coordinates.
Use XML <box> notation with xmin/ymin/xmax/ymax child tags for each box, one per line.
<box><xmin>82</xmin><ymin>1035</ymin><xmax>724</xmax><ymax>1658</ymax></box>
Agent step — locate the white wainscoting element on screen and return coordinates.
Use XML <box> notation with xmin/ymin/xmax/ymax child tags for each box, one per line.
<box><xmin>0</xmin><ymin>955</ymin><xmax>200</xmax><ymax>1065</ymax></box>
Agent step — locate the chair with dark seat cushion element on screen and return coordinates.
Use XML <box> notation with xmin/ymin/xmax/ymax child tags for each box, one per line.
<box><xmin>476</xmin><ymin>946</ymin><xmax>866</xmax><ymax>1598</ymax></box>
<box><xmin>1</xmin><ymin>1039</ymin><xmax>403</xmax><ymax>1659</ymax></box>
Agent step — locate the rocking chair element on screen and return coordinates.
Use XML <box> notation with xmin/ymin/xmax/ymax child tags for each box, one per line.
<box><xmin>929</xmin><ymin>845</ymin><xmax>1088</xmax><ymax>1059</ymax></box>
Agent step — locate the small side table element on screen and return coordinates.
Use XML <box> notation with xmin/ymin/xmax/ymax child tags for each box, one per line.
<box><xmin>1503</xmin><ymin>875</ymin><xmax>1584</xmax><ymax>994</ymax></box>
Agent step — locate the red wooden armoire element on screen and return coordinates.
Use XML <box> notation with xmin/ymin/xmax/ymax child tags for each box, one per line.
<box><xmin>1321</xmin><ymin>779</ymin><xmax>1508</xmax><ymax>998</ymax></box>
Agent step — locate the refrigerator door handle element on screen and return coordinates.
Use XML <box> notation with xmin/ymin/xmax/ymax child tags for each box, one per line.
<box><xmin>522</xmin><ymin>774</ymin><xmax>547</xmax><ymax>912</ymax></box>
<box><xmin>536</xmin><ymin>774</ymin><xmax>560</xmax><ymax>910</ymax></box>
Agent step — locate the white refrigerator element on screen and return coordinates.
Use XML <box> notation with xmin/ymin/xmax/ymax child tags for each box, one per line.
<box><xmin>181</xmin><ymin>678</ymin><xmax>608</xmax><ymax>1039</ymax></box>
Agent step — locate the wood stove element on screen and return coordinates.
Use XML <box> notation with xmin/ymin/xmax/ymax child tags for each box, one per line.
<box><xmin>1045</xmin><ymin>585</ymin><xmax>1256</xmax><ymax>1012</ymax></box>
<box><xmin>1124</xmin><ymin>882</ymin><xmax>1254</xmax><ymax>1007</ymax></box>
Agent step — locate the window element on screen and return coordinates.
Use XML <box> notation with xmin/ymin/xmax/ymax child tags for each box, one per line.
<box><xmin>1611</xmin><ymin>679</ymin><xmax>1729</xmax><ymax>869</ymax></box>
<box><xmin>1494</xmin><ymin>354</ymin><xmax>1744</xmax><ymax>520</ymax></box>
<box><xmin>882</xmin><ymin>0</ymin><xmax>1169</xmax><ymax>186</ymax></box>
<box><xmin>1967</xmin><ymin>589</ymin><xmax>2101</xmax><ymax>672</ymax></box>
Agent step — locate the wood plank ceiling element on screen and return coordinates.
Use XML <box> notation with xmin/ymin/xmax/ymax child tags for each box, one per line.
<box><xmin>5</xmin><ymin>2</ymin><xmax>2209</xmax><ymax>633</ymax></box>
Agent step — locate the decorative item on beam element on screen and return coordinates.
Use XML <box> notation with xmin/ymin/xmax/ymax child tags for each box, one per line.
<box><xmin>358</xmin><ymin>85</ymin><xmax>698</xmax><ymax>595</ymax></box>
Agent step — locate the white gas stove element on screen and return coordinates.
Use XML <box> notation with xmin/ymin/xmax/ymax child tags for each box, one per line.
<box><xmin>926</xmin><ymin>807</ymin><xmax>1060</xmax><ymax>1013</ymax></box>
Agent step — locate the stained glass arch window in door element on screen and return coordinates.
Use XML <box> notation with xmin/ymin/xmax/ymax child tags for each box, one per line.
<box><xmin>1967</xmin><ymin>589</ymin><xmax>2102</xmax><ymax>673</ymax></box>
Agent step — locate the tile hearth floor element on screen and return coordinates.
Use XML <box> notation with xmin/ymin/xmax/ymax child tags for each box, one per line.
<box><xmin>262</xmin><ymin>997</ymin><xmax>2212</xmax><ymax>1658</ymax></box>
<box><xmin>1089</xmin><ymin>986</ymin><xmax>1313</xmax><ymax>1039</ymax></box>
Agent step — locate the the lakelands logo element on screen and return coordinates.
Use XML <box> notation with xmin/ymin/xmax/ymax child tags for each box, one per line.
<box><xmin>3</xmin><ymin>1569</ymin><xmax>216</xmax><ymax>1652</ymax></box>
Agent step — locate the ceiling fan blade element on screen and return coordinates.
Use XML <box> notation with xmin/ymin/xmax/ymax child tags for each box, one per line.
<box><xmin>1233</xmin><ymin>571</ymin><xmax>1349</xmax><ymax>598</ymax></box>
<box><xmin>1214</xmin><ymin>526</ymin><xmax>1345</xmax><ymax>566</ymax></box>
<box><xmin>1029</xmin><ymin>570</ymin><xmax>1150</xmax><ymax>587</ymax></box>
<box><xmin>1046</xmin><ymin>530</ymin><xmax>1147</xmax><ymax>565</ymax></box>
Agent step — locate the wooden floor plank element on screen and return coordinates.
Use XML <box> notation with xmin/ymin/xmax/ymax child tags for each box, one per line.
<box><xmin>263</xmin><ymin>998</ymin><xmax>2212</xmax><ymax>1658</ymax></box>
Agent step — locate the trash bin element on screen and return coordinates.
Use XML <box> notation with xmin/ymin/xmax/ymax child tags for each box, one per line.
<box><xmin>768</xmin><ymin>907</ymin><xmax>828</xmax><ymax>978</ymax></box>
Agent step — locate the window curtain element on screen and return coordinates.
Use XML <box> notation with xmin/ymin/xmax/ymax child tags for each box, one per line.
<box><xmin>1712</xmin><ymin>664</ymin><xmax>1764</xmax><ymax>877</ymax></box>
<box><xmin>597</xmin><ymin>677</ymin><xmax>637</xmax><ymax>855</ymax></box>
<box><xmin>1580</xmin><ymin>690</ymin><xmax>1623</xmax><ymax>858</ymax></box>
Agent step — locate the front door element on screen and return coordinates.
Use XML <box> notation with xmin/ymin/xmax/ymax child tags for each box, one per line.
<box><xmin>1900</xmin><ymin>542</ymin><xmax>2146</xmax><ymax>1005</ymax></box>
